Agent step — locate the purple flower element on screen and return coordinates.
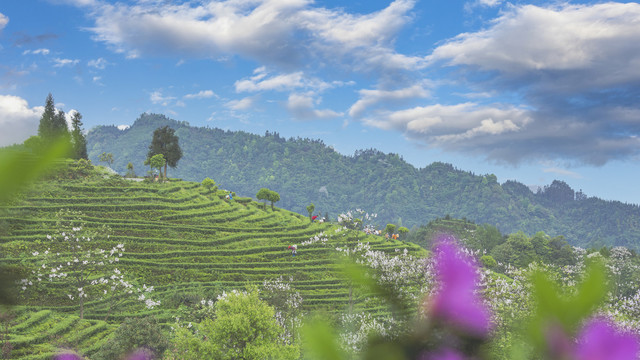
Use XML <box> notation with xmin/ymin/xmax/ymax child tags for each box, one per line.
<box><xmin>127</xmin><ymin>348</ymin><xmax>155</xmax><ymax>360</ymax></box>
<box><xmin>574</xmin><ymin>318</ymin><xmax>639</xmax><ymax>360</ymax></box>
<box><xmin>54</xmin><ymin>353</ymin><xmax>83</xmax><ymax>360</ymax></box>
<box><xmin>427</xmin><ymin>236</ymin><xmax>491</xmax><ymax>336</ymax></box>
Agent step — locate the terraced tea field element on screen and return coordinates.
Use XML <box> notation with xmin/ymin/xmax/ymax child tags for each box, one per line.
<box><xmin>0</xmin><ymin>175</ymin><xmax>424</xmax><ymax>358</ymax></box>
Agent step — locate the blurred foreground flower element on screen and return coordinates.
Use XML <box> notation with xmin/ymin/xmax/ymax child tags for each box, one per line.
<box><xmin>427</xmin><ymin>236</ymin><xmax>491</xmax><ymax>336</ymax></box>
<box><xmin>574</xmin><ymin>318</ymin><xmax>639</xmax><ymax>360</ymax></box>
<box><xmin>54</xmin><ymin>353</ymin><xmax>82</xmax><ymax>360</ymax></box>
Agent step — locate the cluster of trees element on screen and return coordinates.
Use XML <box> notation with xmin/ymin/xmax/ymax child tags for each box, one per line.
<box><xmin>256</xmin><ymin>188</ymin><xmax>280</xmax><ymax>210</ymax></box>
<box><xmin>87</xmin><ymin>113</ymin><xmax>640</xmax><ymax>250</ymax></box>
<box><xmin>24</xmin><ymin>93</ymin><xmax>87</xmax><ymax>160</ymax></box>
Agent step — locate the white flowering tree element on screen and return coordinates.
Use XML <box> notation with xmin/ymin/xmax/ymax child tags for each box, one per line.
<box><xmin>19</xmin><ymin>210</ymin><xmax>159</xmax><ymax>319</ymax></box>
<box><xmin>262</xmin><ymin>277</ymin><xmax>303</xmax><ymax>345</ymax></box>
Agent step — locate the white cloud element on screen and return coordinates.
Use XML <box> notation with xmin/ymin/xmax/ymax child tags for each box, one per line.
<box><xmin>363</xmin><ymin>102</ymin><xmax>530</xmax><ymax>147</ymax></box>
<box><xmin>349</xmin><ymin>84</ymin><xmax>429</xmax><ymax>118</ymax></box>
<box><xmin>0</xmin><ymin>13</ymin><xmax>8</xmax><ymax>31</ymax></box>
<box><xmin>0</xmin><ymin>95</ymin><xmax>43</xmax><ymax>146</ymax></box>
<box><xmin>23</xmin><ymin>48</ymin><xmax>50</xmax><ymax>56</ymax></box>
<box><xmin>235</xmin><ymin>68</ymin><xmax>333</xmax><ymax>93</ymax></box>
<box><xmin>287</xmin><ymin>92</ymin><xmax>342</xmax><ymax>120</ymax></box>
<box><xmin>53</xmin><ymin>58</ymin><xmax>80</xmax><ymax>67</ymax></box>
<box><xmin>430</xmin><ymin>3</ymin><xmax>640</xmax><ymax>89</ymax></box>
<box><xmin>419</xmin><ymin>2</ymin><xmax>640</xmax><ymax>164</ymax></box>
<box><xmin>150</xmin><ymin>90</ymin><xmax>176</xmax><ymax>106</ymax></box>
<box><xmin>74</xmin><ymin>0</ymin><xmax>420</xmax><ymax>72</ymax></box>
<box><xmin>184</xmin><ymin>90</ymin><xmax>217</xmax><ymax>99</ymax></box>
<box><xmin>88</xmin><ymin>57</ymin><xmax>108</xmax><ymax>69</ymax></box>
<box><xmin>226</xmin><ymin>97</ymin><xmax>254</xmax><ymax>111</ymax></box>
<box><xmin>117</xmin><ymin>124</ymin><xmax>130</xmax><ymax>131</ymax></box>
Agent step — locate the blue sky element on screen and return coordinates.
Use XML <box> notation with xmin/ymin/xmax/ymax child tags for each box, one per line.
<box><xmin>1</xmin><ymin>0</ymin><xmax>639</xmax><ymax>205</ymax></box>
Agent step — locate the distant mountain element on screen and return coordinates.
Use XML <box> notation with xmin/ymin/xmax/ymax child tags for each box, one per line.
<box><xmin>87</xmin><ymin>113</ymin><xmax>640</xmax><ymax>250</ymax></box>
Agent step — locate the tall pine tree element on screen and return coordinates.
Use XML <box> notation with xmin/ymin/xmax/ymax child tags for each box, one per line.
<box><xmin>147</xmin><ymin>126</ymin><xmax>182</xmax><ymax>179</ymax></box>
<box><xmin>37</xmin><ymin>93</ymin><xmax>71</xmax><ymax>151</ymax></box>
<box><xmin>70</xmin><ymin>111</ymin><xmax>88</xmax><ymax>159</ymax></box>
<box><xmin>37</xmin><ymin>93</ymin><xmax>57</xmax><ymax>143</ymax></box>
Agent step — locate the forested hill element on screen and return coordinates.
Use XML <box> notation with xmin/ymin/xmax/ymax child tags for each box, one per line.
<box><xmin>87</xmin><ymin>113</ymin><xmax>640</xmax><ymax>250</ymax></box>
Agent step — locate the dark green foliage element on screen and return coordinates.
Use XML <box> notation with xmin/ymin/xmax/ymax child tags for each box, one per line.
<box><xmin>384</xmin><ymin>224</ymin><xmax>397</xmax><ymax>236</ymax></box>
<box><xmin>147</xmin><ymin>125</ymin><xmax>182</xmax><ymax>179</ymax></box>
<box><xmin>87</xmin><ymin>113</ymin><xmax>640</xmax><ymax>250</ymax></box>
<box><xmin>257</xmin><ymin>188</ymin><xmax>279</xmax><ymax>210</ymax></box>
<box><xmin>36</xmin><ymin>94</ymin><xmax>72</xmax><ymax>154</ymax></box>
<box><xmin>480</xmin><ymin>255</ymin><xmax>497</xmax><ymax>269</ymax></box>
<box><xmin>37</xmin><ymin>93</ymin><xmax>57</xmax><ymax>144</ymax></box>
<box><xmin>93</xmin><ymin>316</ymin><xmax>169</xmax><ymax>360</ymax></box>
<box><xmin>70</xmin><ymin>111</ymin><xmax>88</xmax><ymax>160</ymax></box>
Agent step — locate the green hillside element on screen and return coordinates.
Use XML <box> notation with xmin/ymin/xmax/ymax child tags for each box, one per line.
<box><xmin>87</xmin><ymin>113</ymin><xmax>640</xmax><ymax>250</ymax></box>
<box><xmin>0</xmin><ymin>162</ymin><xmax>424</xmax><ymax>358</ymax></box>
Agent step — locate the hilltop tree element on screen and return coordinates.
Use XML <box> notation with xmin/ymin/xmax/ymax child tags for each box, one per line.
<box><xmin>257</xmin><ymin>188</ymin><xmax>271</xmax><ymax>210</ymax></box>
<box><xmin>70</xmin><ymin>111</ymin><xmax>88</xmax><ymax>160</ymax></box>
<box><xmin>99</xmin><ymin>152</ymin><xmax>114</xmax><ymax>167</ymax></box>
<box><xmin>125</xmin><ymin>162</ymin><xmax>136</xmax><ymax>178</ymax></box>
<box><xmin>257</xmin><ymin>188</ymin><xmax>280</xmax><ymax>210</ymax></box>
<box><xmin>37</xmin><ymin>93</ymin><xmax>70</xmax><ymax>150</ymax></box>
<box><xmin>148</xmin><ymin>154</ymin><xmax>166</xmax><ymax>180</ymax></box>
<box><xmin>306</xmin><ymin>203</ymin><xmax>315</xmax><ymax>221</ymax></box>
<box><xmin>147</xmin><ymin>126</ymin><xmax>182</xmax><ymax>179</ymax></box>
<box><xmin>37</xmin><ymin>93</ymin><xmax>57</xmax><ymax>144</ymax></box>
<box><xmin>268</xmin><ymin>190</ymin><xmax>280</xmax><ymax>210</ymax></box>
<box><xmin>201</xmin><ymin>177</ymin><xmax>217</xmax><ymax>193</ymax></box>
<box><xmin>385</xmin><ymin>224</ymin><xmax>397</xmax><ymax>236</ymax></box>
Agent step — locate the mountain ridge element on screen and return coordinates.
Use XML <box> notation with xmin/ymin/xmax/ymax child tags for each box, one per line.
<box><xmin>87</xmin><ymin>113</ymin><xmax>640</xmax><ymax>250</ymax></box>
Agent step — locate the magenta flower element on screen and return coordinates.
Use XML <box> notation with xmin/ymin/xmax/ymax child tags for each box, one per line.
<box><xmin>427</xmin><ymin>236</ymin><xmax>491</xmax><ymax>336</ymax></box>
<box><xmin>127</xmin><ymin>348</ymin><xmax>155</xmax><ymax>360</ymax></box>
<box><xmin>574</xmin><ymin>318</ymin><xmax>639</xmax><ymax>360</ymax></box>
<box><xmin>54</xmin><ymin>353</ymin><xmax>83</xmax><ymax>360</ymax></box>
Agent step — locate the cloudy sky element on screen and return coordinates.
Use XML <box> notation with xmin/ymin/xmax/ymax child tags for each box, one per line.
<box><xmin>1</xmin><ymin>0</ymin><xmax>639</xmax><ymax>204</ymax></box>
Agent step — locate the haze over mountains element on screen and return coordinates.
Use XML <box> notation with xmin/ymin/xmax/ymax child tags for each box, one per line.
<box><xmin>88</xmin><ymin>113</ymin><xmax>640</xmax><ymax>250</ymax></box>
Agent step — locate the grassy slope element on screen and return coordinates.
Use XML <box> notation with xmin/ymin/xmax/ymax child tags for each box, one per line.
<box><xmin>0</xmin><ymin>166</ymin><xmax>424</xmax><ymax>358</ymax></box>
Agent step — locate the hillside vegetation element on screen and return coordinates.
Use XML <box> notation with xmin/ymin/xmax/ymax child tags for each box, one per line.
<box><xmin>0</xmin><ymin>161</ymin><xmax>423</xmax><ymax>358</ymax></box>
<box><xmin>87</xmin><ymin>113</ymin><xmax>640</xmax><ymax>250</ymax></box>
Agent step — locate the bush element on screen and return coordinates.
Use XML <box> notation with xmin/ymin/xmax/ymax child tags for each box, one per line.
<box><xmin>480</xmin><ymin>254</ymin><xmax>497</xmax><ymax>269</ymax></box>
<box><xmin>92</xmin><ymin>316</ymin><xmax>169</xmax><ymax>360</ymax></box>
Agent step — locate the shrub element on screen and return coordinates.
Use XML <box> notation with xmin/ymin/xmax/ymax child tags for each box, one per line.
<box><xmin>92</xmin><ymin>316</ymin><xmax>169</xmax><ymax>360</ymax></box>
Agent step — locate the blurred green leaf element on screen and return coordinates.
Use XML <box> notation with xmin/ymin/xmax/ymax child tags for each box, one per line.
<box><xmin>526</xmin><ymin>261</ymin><xmax>608</xmax><ymax>356</ymax></box>
<box><xmin>0</xmin><ymin>139</ymin><xmax>70</xmax><ymax>203</ymax></box>
<box><xmin>302</xmin><ymin>316</ymin><xmax>346</xmax><ymax>360</ymax></box>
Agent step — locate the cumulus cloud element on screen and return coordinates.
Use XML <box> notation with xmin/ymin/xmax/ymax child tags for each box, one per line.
<box><xmin>225</xmin><ymin>97</ymin><xmax>255</xmax><ymax>111</ymax></box>
<box><xmin>287</xmin><ymin>92</ymin><xmax>342</xmax><ymax>120</ymax></box>
<box><xmin>349</xmin><ymin>84</ymin><xmax>430</xmax><ymax>118</ymax></box>
<box><xmin>72</xmin><ymin>0</ymin><xmax>421</xmax><ymax>72</ymax></box>
<box><xmin>88</xmin><ymin>57</ymin><xmax>108</xmax><ymax>69</ymax></box>
<box><xmin>431</xmin><ymin>3</ymin><xmax>640</xmax><ymax>90</ymax></box>
<box><xmin>235</xmin><ymin>68</ymin><xmax>331</xmax><ymax>93</ymax></box>
<box><xmin>0</xmin><ymin>95</ymin><xmax>42</xmax><ymax>146</ymax></box>
<box><xmin>53</xmin><ymin>58</ymin><xmax>80</xmax><ymax>67</ymax></box>
<box><xmin>0</xmin><ymin>12</ymin><xmax>8</xmax><ymax>31</ymax></box>
<box><xmin>150</xmin><ymin>90</ymin><xmax>176</xmax><ymax>106</ymax></box>
<box><xmin>23</xmin><ymin>48</ymin><xmax>50</xmax><ymax>56</ymax></box>
<box><xmin>184</xmin><ymin>90</ymin><xmax>217</xmax><ymax>99</ymax></box>
<box><xmin>421</xmin><ymin>2</ymin><xmax>640</xmax><ymax>165</ymax></box>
